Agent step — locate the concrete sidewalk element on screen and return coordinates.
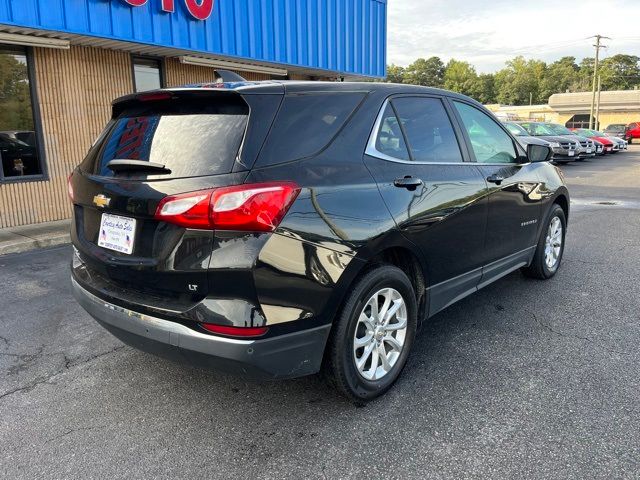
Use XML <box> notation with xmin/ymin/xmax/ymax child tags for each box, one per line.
<box><xmin>0</xmin><ymin>219</ymin><xmax>71</xmax><ymax>256</ymax></box>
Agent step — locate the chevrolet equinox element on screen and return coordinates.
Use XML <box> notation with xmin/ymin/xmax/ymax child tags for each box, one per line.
<box><xmin>69</xmin><ymin>82</ymin><xmax>569</xmax><ymax>401</ymax></box>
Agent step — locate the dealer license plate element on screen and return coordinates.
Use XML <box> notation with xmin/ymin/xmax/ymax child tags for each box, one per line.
<box><xmin>98</xmin><ymin>213</ymin><xmax>136</xmax><ymax>255</ymax></box>
<box><xmin>586</xmin><ymin>148</ymin><xmax>592</xmax><ymax>153</ymax></box>
<box><xmin>568</xmin><ymin>150</ymin><xmax>575</xmax><ymax>156</ymax></box>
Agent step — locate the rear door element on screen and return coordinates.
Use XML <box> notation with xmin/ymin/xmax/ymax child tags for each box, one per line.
<box><xmin>363</xmin><ymin>95</ymin><xmax>488</xmax><ymax>316</ymax></box>
<box><xmin>449</xmin><ymin>99</ymin><xmax>543</xmax><ymax>286</ymax></box>
<box><xmin>70</xmin><ymin>91</ymin><xmax>279</xmax><ymax>304</ymax></box>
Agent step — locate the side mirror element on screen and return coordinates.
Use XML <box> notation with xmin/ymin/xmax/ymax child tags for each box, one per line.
<box><xmin>527</xmin><ymin>144</ymin><xmax>552</xmax><ymax>163</ymax></box>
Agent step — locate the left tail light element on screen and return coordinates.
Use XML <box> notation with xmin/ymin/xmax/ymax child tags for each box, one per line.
<box><xmin>154</xmin><ymin>181</ymin><xmax>300</xmax><ymax>231</ymax></box>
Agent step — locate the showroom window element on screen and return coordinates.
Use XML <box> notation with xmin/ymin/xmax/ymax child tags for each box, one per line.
<box><xmin>132</xmin><ymin>56</ymin><xmax>164</xmax><ymax>92</ymax></box>
<box><xmin>566</xmin><ymin>114</ymin><xmax>594</xmax><ymax>130</ymax></box>
<box><xmin>0</xmin><ymin>45</ymin><xmax>46</xmax><ymax>181</ymax></box>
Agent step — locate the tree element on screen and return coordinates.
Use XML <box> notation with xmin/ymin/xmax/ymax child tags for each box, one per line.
<box><xmin>474</xmin><ymin>74</ymin><xmax>496</xmax><ymax>104</ymax></box>
<box><xmin>573</xmin><ymin>57</ymin><xmax>594</xmax><ymax>92</ymax></box>
<box><xmin>599</xmin><ymin>54</ymin><xmax>640</xmax><ymax>90</ymax></box>
<box><xmin>540</xmin><ymin>56</ymin><xmax>578</xmax><ymax>100</ymax></box>
<box><xmin>385</xmin><ymin>64</ymin><xmax>405</xmax><ymax>84</ymax></box>
<box><xmin>443</xmin><ymin>59</ymin><xmax>480</xmax><ymax>98</ymax></box>
<box><xmin>494</xmin><ymin>56</ymin><xmax>547</xmax><ymax>105</ymax></box>
<box><xmin>403</xmin><ymin>57</ymin><xmax>445</xmax><ymax>87</ymax></box>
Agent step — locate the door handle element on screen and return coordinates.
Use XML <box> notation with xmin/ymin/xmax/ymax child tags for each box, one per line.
<box><xmin>486</xmin><ymin>174</ymin><xmax>505</xmax><ymax>185</ymax></box>
<box><xmin>393</xmin><ymin>176</ymin><xmax>423</xmax><ymax>190</ymax></box>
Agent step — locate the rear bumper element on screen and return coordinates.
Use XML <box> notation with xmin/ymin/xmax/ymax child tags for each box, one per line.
<box><xmin>72</xmin><ymin>277</ymin><xmax>331</xmax><ymax>380</ymax></box>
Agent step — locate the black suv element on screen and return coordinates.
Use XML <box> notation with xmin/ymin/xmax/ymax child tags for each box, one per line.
<box><xmin>70</xmin><ymin>82</ymin><xmax>569</xmax><ymax>401</ymax></box>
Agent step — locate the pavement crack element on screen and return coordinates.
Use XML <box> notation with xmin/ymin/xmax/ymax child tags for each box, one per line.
<box><xmin>530</xmin><ymin>311</ymin><xmax>630</xmax><ymax>357</ymax></box>
<box><xmin>63</xmin><ymin>345</ymin><xmax>126</xmax><ymax>369</ymax></box>
<box><xmin>0</xmin><ymin>377</ymin><xmax>57</xmax><ymax>401</ymax></box>
<box><xmin>0</xmin><ymin>345</ymin><xmax>126</xmax><ymax>403</ymax></box>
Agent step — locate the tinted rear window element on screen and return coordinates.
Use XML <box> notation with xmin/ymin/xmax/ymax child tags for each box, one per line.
<box><xmin>81</xmin><ymin>97</ymin><xmax>248</xmax><ymax>179</ymax></box>
<box><xmin>257</xmin><ymin>92</ymin><xmax>366</xmax><ymax>166</ymax></box>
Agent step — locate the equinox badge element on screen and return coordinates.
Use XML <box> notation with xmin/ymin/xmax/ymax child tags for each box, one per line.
<box><xmin>93</xmin><ymin>194</ymin><xmax>111</xmax><ymax>208</ymax></box>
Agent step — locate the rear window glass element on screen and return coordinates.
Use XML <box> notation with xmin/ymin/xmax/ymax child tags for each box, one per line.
<box><xmin>81</xmin><ymin>97</ymin><xmax>248</xmax><ymax>179</ymax></box>
<box><xmin>257</xmin><ymin>92</ymin><xmax>366</xmax><ymax>166</ymax></box>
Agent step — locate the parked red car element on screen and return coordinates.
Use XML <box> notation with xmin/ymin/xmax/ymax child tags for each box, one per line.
<box><xmin>571</xmin><ymin>128</ymin><xmax>615</xmax><ymax>153</ymax></box>
<box><xmin>626</xmin><ymin>122</ymin><xmax>640</xmax><ymax>143</ymax></box>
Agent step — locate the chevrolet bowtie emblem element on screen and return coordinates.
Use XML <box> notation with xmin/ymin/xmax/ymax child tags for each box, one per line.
<box><xmin>93</xmin><ymin>194</ymin><xmax>111</xmax><ymax>208</ymax></box>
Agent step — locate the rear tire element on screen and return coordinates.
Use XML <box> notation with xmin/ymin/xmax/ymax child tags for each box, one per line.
<box><xmin>323</xmin><ymin>265</ymin><xmax>417</xmax><ymax>403</ymax></box>
<box><xmin>521</xmin><ymin>204</ymin><xmax>566</xmax><ymax>280</ymax></box>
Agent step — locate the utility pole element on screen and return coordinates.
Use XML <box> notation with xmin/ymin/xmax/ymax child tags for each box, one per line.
<box><xmin>595</xmin><ymin>75</ymin><xmax>602</xmax><ymax>130</ymax></box>
<box><xmin>589</xmin><ymin>35</ymin><xmax>609</xmax><ymax>129</ymax></box>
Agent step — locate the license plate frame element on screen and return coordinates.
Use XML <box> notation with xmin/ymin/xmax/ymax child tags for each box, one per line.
<box><xmin>98</xmin><ymin>213</ymin><xmax>137</xmax><ymax>255</ymax></box>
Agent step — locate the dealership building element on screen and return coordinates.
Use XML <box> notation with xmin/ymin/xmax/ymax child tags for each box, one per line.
<box><xmin>488</xmin><ymin>89</ymin><xmax>640</xmax><ymax>129</ymax></box>
<box><xmin>0</xmin><ymin>0</ymin><xmax>387</xmax><ymax>229</ymax></box>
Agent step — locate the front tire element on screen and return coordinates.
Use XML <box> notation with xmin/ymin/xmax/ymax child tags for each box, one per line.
<box><xmin>323</xmin><ymin>265</ymin><xmax>417</xmax><ymax>403</ymax></box>
<box><xmin>522</xmin><ymin>204</ymin><xmax>566</xmax><ymax>280</ymax></box>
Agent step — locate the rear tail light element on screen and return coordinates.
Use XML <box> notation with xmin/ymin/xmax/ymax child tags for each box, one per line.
<box><xmin>67</xmin><ymin>173</ymin><xmax>74</xmax><ymax>203</ymax></box>
<box><xmin>200</xmin><ymin>323</ymin><xmax>268</xmax><ymax>337</ymax></box>
<box><xmin>154</xmin><ymin>182</ymin><xmax>300</xmax><ymax>231</ymax></box>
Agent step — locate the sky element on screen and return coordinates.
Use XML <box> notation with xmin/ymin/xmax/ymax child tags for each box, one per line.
<box><xmin>387</xmin><ymin>0</ymin><xmax>640</xmax><ymax>73</ymax></box>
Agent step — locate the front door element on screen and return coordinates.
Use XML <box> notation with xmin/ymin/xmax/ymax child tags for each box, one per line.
<box><xmin>449</xmin><ymin>100</ymin><xmax>544</xmax><ymax>286</ymax></box>
<box><xmin>364</xmin><ymin>95</ymin><xmax>488</xmax><ymax>316</ymax></box>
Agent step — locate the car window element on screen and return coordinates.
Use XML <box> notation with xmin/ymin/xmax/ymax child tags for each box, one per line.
<box><xmin>82</xmin><ymin>96</ymin><xmax>248</xmax><ymax>179</ymax></box>
<box><xmin>453</xmin><ymin>102</ymin><xmax>517</xmax><ymax>163</ymax></box>
<box><xmin>547</xmin><ymin>124</ymin><xmax>572</xmax><ymax>135</ymax></box>
<box><xmin>520</xmin><ymin>123</ymin><xmax>554</xmax><ymax>136</ymax></box>
<box><xmin>504</xmin><ymin>122</ymin><xmax>528</xmax><ymax>136</ymax></box>
<box><xmin>373</xmin><ymin>103</ymin><xmax>410</xmax><ymax>161</ymax></box>
<box><xmin>259</xmin><ymin>92</ymin><xmax>366</xmax><ymax>166</ymax></box>
<box><xmin>390</xmin><ymin>97</ymin><xmax>463</xmax><ymax>163</ymax></box>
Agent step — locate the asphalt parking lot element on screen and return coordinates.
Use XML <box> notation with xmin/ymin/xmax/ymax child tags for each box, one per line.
<box><xmin>1</xmin><ymin>147</ymin><xmax>639</xmax><ymax>479</ymax></box>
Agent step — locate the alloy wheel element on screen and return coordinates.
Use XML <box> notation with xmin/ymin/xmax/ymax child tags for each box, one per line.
<box><xmin>353</xmin><ymin>288</ymin><xmax>408</xmax><ymax>381</ymax></box>
<box><xmin>544</xmin><ymin>216</ymin><xmax>563</xmax><ymax>269</ymax></box>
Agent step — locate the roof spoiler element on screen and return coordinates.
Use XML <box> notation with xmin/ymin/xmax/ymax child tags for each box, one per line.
<box><xmin>214</xmin><ymin>70</ymin><xmax>246</xmax><ymax>83</ymax></box>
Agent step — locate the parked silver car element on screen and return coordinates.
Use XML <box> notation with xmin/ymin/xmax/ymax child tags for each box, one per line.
<box><xmin>511</xmin><ymin>122</ymin><xmax>578</xmax><ymax>163</ymax></box>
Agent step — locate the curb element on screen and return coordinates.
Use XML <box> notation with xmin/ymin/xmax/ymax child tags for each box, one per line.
<box><xmin>0</xmin><ymin>233</ymin><xmax>71</xmax><ymax>256</ymax></box>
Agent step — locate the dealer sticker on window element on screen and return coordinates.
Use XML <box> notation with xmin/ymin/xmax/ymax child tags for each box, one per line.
<box><xmin>98</xmin><ymin>213</ymin><xmax>136</xmax><ymax>255</ymax></box>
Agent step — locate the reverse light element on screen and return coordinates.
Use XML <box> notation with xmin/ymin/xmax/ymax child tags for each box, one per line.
<box><xmin>200</xmin><ymin>323</ymin><xmax>269</xmax><ymax>337</ymax></box>
<box><xmin>154</xmin><ymin>182</ymin><xmax>300</xmax><ymax>231</ymax></box>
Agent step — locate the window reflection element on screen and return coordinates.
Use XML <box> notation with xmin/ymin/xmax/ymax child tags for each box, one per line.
<box><xmin>0</xmin><ymin>46</ymin><xmax>42</xmax><ymax>179</ymax></box>
<box><xmin>133</xmin><ymin>57</ymin><xmax>162</xmax><ymax>92</ymax></box>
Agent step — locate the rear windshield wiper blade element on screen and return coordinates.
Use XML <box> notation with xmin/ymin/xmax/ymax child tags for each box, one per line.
<box><xmin>106</xmin><ymin>159</ymin><xmax>171</xmax><ymax>174</ymax></box>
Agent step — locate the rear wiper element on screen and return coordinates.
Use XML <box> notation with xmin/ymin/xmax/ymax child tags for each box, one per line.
<box><xmin>106</xmin><ymin>159</ymin><xmax>171</xmax><ymax>174</ymax></box>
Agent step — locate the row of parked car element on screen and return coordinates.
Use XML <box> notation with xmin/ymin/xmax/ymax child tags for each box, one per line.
<box><xmin>604</xmin><ymin>122</ymin><xmax>640</xmax><ymax>143</ymax></box>
<box><xmin>502</xmin><ymin>121</ymin><xmax>629</xmax><ymax>164</ymax></box>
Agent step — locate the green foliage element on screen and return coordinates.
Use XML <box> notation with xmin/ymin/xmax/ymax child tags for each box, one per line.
<box><xmin>494</xmin><ymin>56</ymin><xmax>547</xmax><ymax>105</ymax></box>
<box><xmin>403</xmin><ymin>57</ymin><xmax>445</xmax><ymax>88</ymax></box>
<box><xmin>385</xmin><ymin>64</ymin><xmax>405</xmax><ymax>84</ymax></box>
<box><xmin>385</xmin><ymin>53</ymin><xmax>640</xmax><ymax>105</ymax></box>
<box><xmin>443</xmin><ymin>60</ymin><xmax>480</xmax><ymax>98</ymax></box>
<box><xmin>599</xmin><ymin>55</ymin><xmax>640</xmax><ymax>90</ymax></box>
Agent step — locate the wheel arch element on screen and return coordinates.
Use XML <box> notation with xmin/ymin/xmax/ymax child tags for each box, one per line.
<box><xmin>553</xmin><ymin>190</ymin><xmax>570</xmax><ymax>224</ymax></box>
<box><xmin>330</xmin><ymin>232</ymin><xmax>430</xmax><ymax>328</ymax></box>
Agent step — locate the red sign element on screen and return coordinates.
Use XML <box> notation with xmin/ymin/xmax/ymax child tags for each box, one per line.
<box><xmin>121</xmin><ymin>0</ymin><xmax>214</xmax><ymax>21</ymax></box>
